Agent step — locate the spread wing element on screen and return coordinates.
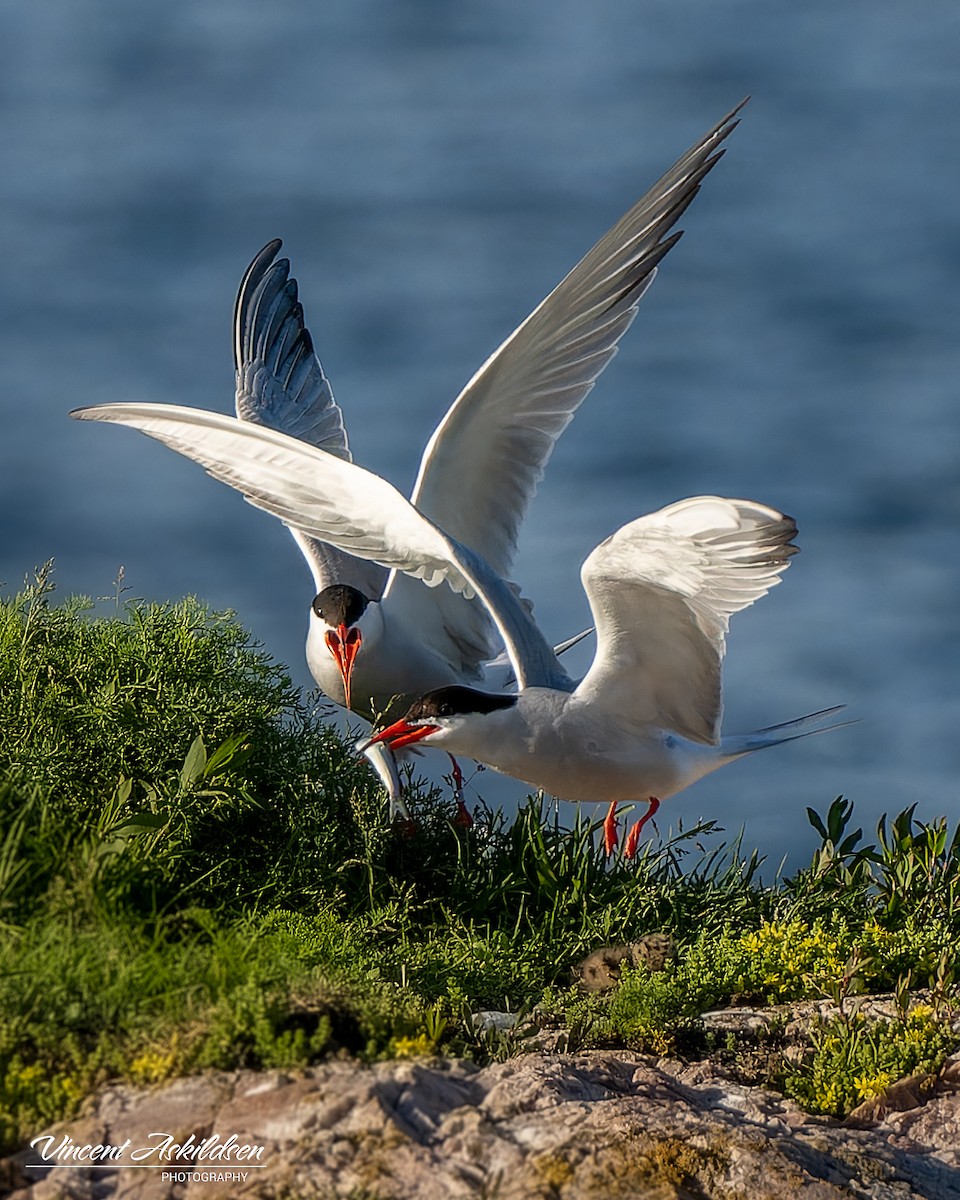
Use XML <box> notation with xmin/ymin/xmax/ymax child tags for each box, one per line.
<box><xmin>233</xmin><ymin>239</ymin><xmax>388</xmax><ymax>600</ymax></box>
<box><xmin>70</xmin><ymin>404</ymin><xmax>573</xmax><ymax>693</ymax></box>
<box><xmin>576</xmin><ymin>497</ymin><xmax>798</xmax><ymax>745</ymax></box>
<box><xmin>406</xmin><ymin>101</ymin><xmax>746</xmax><ymax>574</ymax></box>
<box><xmin>387</xmin><ymin>100</ymin><xmax>746</xmax><ymax>668</ymax></box>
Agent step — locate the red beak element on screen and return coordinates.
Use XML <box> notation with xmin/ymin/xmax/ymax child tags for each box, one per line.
<box><xmin>325</xmin><ymin>624</ymin><xmax>361</xmax><ymax>709</ymax></box>
<box><xmin>362</xmin><ymin>718</ymin><xmax>440</xmax><ymax>752</ymax></box>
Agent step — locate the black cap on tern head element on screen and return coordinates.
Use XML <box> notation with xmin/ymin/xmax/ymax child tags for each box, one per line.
<box><xmin>405</xmin><ymin>686</ymin><xmax>518</xmax><ymax>722</ymax></box>
<box><xmin>312</xmin><ymin>585</ymin><xmax>369</xmax><ymax>627</ymax></box>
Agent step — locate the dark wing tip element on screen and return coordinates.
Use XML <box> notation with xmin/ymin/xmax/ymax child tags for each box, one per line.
<box><xmin>233</xmin><ymin>239</ymin><xmax>287</xmax><ymax>366</ymax></box>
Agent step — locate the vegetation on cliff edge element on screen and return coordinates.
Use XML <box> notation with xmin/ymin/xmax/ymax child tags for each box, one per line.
<box><xmin>0</xmin><ymin>567</ymin><xmax>956</xmax><ymax>1149</ymax></box>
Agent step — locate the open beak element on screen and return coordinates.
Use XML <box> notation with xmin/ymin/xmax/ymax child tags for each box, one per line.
<box><xmin>325</xmin><ymin>623</ymin><xmax>361</xmax><ymax>709</ymax></box>
<box><xmin>360</xmin><ymin>718</ymin><xmax>440</xmax><ymax>753</ymax></box>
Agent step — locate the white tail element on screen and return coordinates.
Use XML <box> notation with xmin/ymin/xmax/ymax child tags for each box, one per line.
<box><xmin>720</xmin><ymin>705</ymin><xmax>852</xmax><ymax>761</ymax></box>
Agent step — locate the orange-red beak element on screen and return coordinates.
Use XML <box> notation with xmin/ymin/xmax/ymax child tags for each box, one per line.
<box><xmin>325</xmin><ymin>623</ymin><xmax>362</xmax><ymax>709</ymax></box>
<box><xmin>362</xmin><ymin>718</ymin><xmax>440</xmax><ymax>752</ymax></box>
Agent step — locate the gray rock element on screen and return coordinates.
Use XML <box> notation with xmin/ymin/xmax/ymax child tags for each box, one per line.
<box><xmin>471</xmin><ymin>1010</ymin><xmax>520</xmax><ymax>1032</ymax></box>
<box><xmin>4</xmin><ymin>1050</ymin><xmax>960</xmax><ymax>1199</ymax></box>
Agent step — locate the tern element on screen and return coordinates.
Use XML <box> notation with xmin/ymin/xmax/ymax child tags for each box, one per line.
<box><xmin>68</xmin><ymin>401</ymin><xmax>845</xmax><ymax>855</ymax></box>
<box><xmin>72</xmin><ymin>102</ymin><xmax>744</xmax><ymax>819</ymax></box>
<box><xmin>365</xmin><ymin>497</ymin><xmax>847</xmax><ymax>854</ymax></box>
<box><xmin>225</xmin><ymin>103</ymin><xmax>744</xmax><ymax>723</ymax></box>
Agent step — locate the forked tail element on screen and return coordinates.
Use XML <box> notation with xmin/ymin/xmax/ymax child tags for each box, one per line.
<box><xmin>720</xmin><ymin>705</ymin><xmax>852</xmax><ymax>761</ymax></box>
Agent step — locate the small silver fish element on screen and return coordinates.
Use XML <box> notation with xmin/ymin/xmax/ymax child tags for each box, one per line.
<box><xmin>358</xmin><ymin>738</ymin><xmax>411</xmax><ymax>821</ymax></box>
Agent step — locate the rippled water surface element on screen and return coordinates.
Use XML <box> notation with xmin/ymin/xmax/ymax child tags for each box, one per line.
<box><xmin>2</xmin><ymin>1</ymin><xmax>959</xmax><ymax>867</ymax></box>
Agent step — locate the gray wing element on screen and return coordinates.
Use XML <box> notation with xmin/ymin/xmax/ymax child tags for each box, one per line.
<box><xmin>407</xmin><ymin>101</ymin><xmax>746</xmax><ymax>574</ymax></box>
<box><xmin>70</xmin><ymin>404</ymin><xmax>573</xmax><ymax>693</ymax></box>
<box><xmin>387</xmin><ymin>100</ymin><xmax>745</xmax><ymax>665</ymax></box>
<box><xmin>234</xmin><ymin>239</ymin><xmax>388</xmax><ymax>599</ymax></box>
<box><xmin>576</xmin><ymin>497</ymin><xmax>797</xmax><ymax>745</ymax></box>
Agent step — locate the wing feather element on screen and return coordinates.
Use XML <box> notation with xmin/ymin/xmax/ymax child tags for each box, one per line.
<box><xmin>407</xmin><ymin>102</ymin><xmax>746</xmax><ymax>578</ymax></box>
<box><xmin>69</xmin><ymin>404</ymin><xmax>572</xmax><ymax>693</ymax></box>
<box><xmin>233</xmin><ymin>240</ymin><xmax>387</xmax><ymax>599</ymax></box>
<box><xmin>576</xmin><ymin>497</ymin><xmax>797</xmax><ymax>745</ymax></box>
<box><xmin>388</xmin><ymin>102</ymin><xmax>745</xmax><ymax>672</ymax></box>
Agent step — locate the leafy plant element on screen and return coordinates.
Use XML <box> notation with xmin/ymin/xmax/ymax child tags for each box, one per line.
<box><xmin>0</xmin><ymin>569</ymin><xmax>958</xmax><ymax>1146</ymax></box>
<box><xmin>783</xmin><ymin>1003</ymin><xmax>957</xmax><ymax>1117</ymax></box>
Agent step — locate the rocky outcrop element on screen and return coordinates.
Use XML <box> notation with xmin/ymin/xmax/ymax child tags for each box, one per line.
<box><xmin>4</xmin><ymin>1050</ymin><xmax>960</xmax><ymax>1199</ymax></box>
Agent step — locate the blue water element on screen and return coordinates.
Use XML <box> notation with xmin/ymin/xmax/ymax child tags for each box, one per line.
<box><xmin>2</xmin><ymin>1</ymin><xmax>958</xmax><ymax>870</ymax></box>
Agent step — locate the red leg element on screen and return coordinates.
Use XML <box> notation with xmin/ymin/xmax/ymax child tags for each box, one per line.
<box><xmin>624</xmin><ymin>797</ymin><xmax>660</xmax><ymax>859</ymax></box>
<box><xmin>603</xmin><ymin>801</ymin><xmax>619</xmax><ymax>855</ymax></box>
<box><xmin>449</xmin><ymin>754</ymin><xmax>473</xmax><ymax>828</ymax></box>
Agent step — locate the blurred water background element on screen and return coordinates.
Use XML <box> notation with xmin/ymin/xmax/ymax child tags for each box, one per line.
<box><xmin>2</xmin><ymin>1</ymin><xmax>958</xmax><ymax>870</ymax></box>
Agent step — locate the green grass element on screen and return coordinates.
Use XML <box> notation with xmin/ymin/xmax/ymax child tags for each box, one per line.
<box><xmin>0</xmin><ymin>565</ymin><xmax>957</xmax><ymax>1147</ymax></box>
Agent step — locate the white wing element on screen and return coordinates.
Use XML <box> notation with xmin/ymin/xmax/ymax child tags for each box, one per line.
<box><xmin>576</xmin><ymin>497</ymin><xmax>798</xmax><ymax>746</ymax></box>
<box><xmin>406</xmin><ymin>101</ymin><xmax>746</xmax><ymax>578</ymax></box>
<box><xmin>387</xmin><ymin>101</ymin><xmax>745</xmax><ymax>672</ymax></box>
<box><xmin>70</xmin><ymin>404</ymin><xmax>572</xmax><ymax>692</ymax></box>
<box><xmin>233</xmin><ymin>239</ymin><xmax>388</xmax><ymax>600</ymax></box>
